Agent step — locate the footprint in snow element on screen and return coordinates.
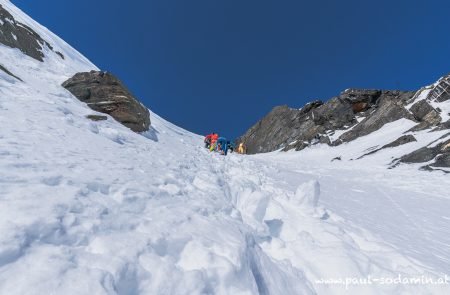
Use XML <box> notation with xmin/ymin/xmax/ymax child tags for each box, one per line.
<box><xmin>41</xmin><ymin>176</ymin><xmax>63</xmax><ymax>186</ymax></box>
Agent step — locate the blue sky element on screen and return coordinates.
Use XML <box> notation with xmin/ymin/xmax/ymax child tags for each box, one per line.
<box><xmin>12</xmin><ymin>0</ymin><xmax>450</xmax><ymax>139</ymax></box>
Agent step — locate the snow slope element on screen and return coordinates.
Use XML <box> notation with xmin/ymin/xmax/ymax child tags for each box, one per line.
<box><xmin>1</xmin><ymin>1</ymin><xmax>450</xmax><ymax>294</ymax></box>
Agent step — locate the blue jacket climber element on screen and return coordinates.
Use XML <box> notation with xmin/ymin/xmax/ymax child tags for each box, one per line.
<box><xmin>216</xmin><ymin>137</ymin><xmax>228</xmax><ymax>155</ymax></box>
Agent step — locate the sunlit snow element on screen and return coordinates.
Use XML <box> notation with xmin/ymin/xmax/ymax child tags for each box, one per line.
<box><xmin>0</xmin><ymin>1</ymin><xmax>449</xmax><ymax>294</ymax></box>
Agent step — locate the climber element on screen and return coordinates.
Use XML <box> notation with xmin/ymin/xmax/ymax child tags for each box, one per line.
<box><xmin>204</xmin><ymin>133</ymin><xmax>213</xmax><ymax>149</ymax></box>
<box><xmin>227</xmin><ymin>140</ymin><xmax>235</xmax><ymax>153</ymax></box>
<box><xmin>442</xmin><ymin>142</ymin><xmax>450</xmax><ymax>151</ymax></box>
<box><xmin>216</xmin><ymin>137</ymin><xmax>229</xmax><ymax>155</ymax></box>
<box><xmin>209</xmin><ymin>133</ymin><xmax>219</xmax><ymax>152</ymax></box>
<box><xmin>237</xmin><ymin>142</ymin><xmax>246</xmax><ymax>154</ymax></box>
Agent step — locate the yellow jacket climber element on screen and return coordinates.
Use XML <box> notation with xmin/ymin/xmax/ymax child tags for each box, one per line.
<box><xmin>442</xmin><ymin>142</ymin><xmax>450</xmax><ymax>151</ymax></box>
<box><xmin>237</xmin><ymin>143</ymin><xmax>246</xmax><ymax>154</ymax></box>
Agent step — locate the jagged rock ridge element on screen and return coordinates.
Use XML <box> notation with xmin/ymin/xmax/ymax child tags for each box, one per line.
<box><xmin>239</xmin><ymin>89</ymin><xmax>415</xmax><ymax>154</ymax></box>
<box><xmin>239</xmin><ymin>74</ymin><xmax>450</xmax><ymax>170</ymax></box>
<box><xmin>0</xmin><ymin>4</ymin><xmax>64</xmax><ymax>62</ymax></box>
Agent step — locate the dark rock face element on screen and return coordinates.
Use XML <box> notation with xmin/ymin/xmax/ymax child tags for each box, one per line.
<box><xmin>0</xmin><ymin>5</ymin><xmax>63</xmax><ymax>62</ymax></box>
<box><xmin>398</xmin><ymin>137</ymin><xmax>450</xmax><ymax>170</ymax></box>
<box><xmin>337</xmin><ymin>92</ymin><xmax>415</xmax><ymax>143</ymax></box>
<box><xmin>86</xmin><ymin>115</ymin><xmax>108</xmax><ymax>121</ymax></box>
<box><xmin>311</xmin><ymin>97</ymin><xmax>355</xmax><ymax>130</ymax></box>
<box><xmin>239</xmin><ymin>74</ymin><xmax>449</xmax><ymax>170</ymax></box>
<box><xmin>239</xmin><ymin>100</ymin><xmax>353</xmax><ymax>154</ymax></box>
<box><xmin>238</xmin><ymin>89</ymin><xmax>415</xmax><ymax>154</ymax></box>
<box><xmin>410</xmin><ymin>100</ymin><xmax>435</xmax><ymax>121</ymax></box>
<box><xmin>340</xmin><ymin>89</ymin><xmax>382</xmax><ymax>105</ymax></box>
<box><xmin>383</xmin><ymin>135</ymin><xmax>417</xmax><ymax>148</ymax></box>
<box><xmin>432</xmin><ymin>154</ymin><xmax>450</xmax><ymax>168</ymax></box>
<box><xmin>352</xmin><ymin>102</ymin><xmax>369</xmax><ymax>113</ymax></box>
<box><xmin>0</xmin><ymin>64</ymin><xmax>22</xmax><ymax>81</ymax></box>
<box><xmin>300</xmin><ymin>100</ymin><xmax>323</xmax><ymax>114</ymax></box>
<box><xmin>408</xmin><ymin>99</ymin><xmax>442</xmax><ymax>132</ymax></box>
<box><xmin>239</xmin><ymin>106</ymin><xmax>307</xmax><ymax>154</ymax></box>
<box><xmin>435</xmin><ymin>119</ymin><xmax>450</xmax><ymax>131</ymax></box>
<box><xmin>63</xmin><ymin>71</ymin><xmax>150</xmax><ymax>132</ymax></box>
<box><xmin>358</xmin><ymin>135</ymin><xmax>417</xmax><ymax>159</ymax></box>
<box><xmin>400</xmin><ymin>147</ymin><xmax>437</xmax><ymax>163</ymax></box>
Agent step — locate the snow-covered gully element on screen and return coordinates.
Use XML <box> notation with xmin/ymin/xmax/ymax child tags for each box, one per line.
<box><xmin>1</xmin><ymin>0</ymin><xmax>450</xmax><ymax>294</ymax></box>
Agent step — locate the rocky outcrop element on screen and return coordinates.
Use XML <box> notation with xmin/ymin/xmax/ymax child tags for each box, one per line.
<box><xmin>358</xmin><ymin>135</ymin><xmax>417</xmax><ymax>159</ymax></box>
<box><xmin>337</xmin><ymin>91</ymin><xmax>415</xmax><ymax>143</ymax></box>
<box><xmin>398</xmin><ymin>136</ymin><xmax>450</xmax><ymax>171</ymax></box>
<box><xmin>0</xmin><ymin>5</ymin><xmax>63</xmax><ymax>62</ymax></box>
<box><xmin>407</xmin><ymin>99</ymin><xmax>442</xmax><ymax>131</ymax></box>
<box><xmin>410</xmin><ymin>99</ymin><xmax>436</xmax><ymax>121</ymax></box>
<box><xmin>383</xmin><ymin>135</ymin><xmax>417</xmax><ymax>148</ymax></box>
<box><xmin>435</xmin><ymin>119</ymin><xmax>450</xmax><ymax>131</ymax></box>
<box><xmin>239</xmin><ymin>99</ymin><xmax>356</xmax><ymax>154</ymax></box>
<box><xmin>311</xmin><ymin>97</ymin><xmax>355</xmax><ymax>130</ymax></box>
<box><xmin>239</xmin><ymin>106</ymin><xmax>309</xmax><ymax>154</ymax></box>
<box><xmin>432</xmin><ymin>153</ymin><xmax>450</xmax><ymax>168</ymax></box>
<box><xmin>62</xmin><ymin>71</ymin><xmax>150</xmax><ymax>132</ymax></box>
<box><xmin>340</xmin><ymin>89</ymin><xmax>382</xmax><ymax>110</ymax></box>
<box><xmin>239</xmin><ymin>89</ymin><xmax>415</xmax><ymax>154</ymax></box>
<box><xmin>238</xmin><ymin>72</ymin><xmax>450</xmax><ymax>170</ymax></box>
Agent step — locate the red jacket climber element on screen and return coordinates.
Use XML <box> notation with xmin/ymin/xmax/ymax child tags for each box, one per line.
<box><xmin>209</xmin><ymin>133</ymin><xmax>219</xmax><ymax>151</ymax></box>
<box><xmin>204</xmin><ymin>133</ymin><xmax>214</xmax><ymax>148</ymax></box>
<box><xmin>211</xmin><ymin>133</ymin><xmax>219</xmax><ymax>144</ymax></box>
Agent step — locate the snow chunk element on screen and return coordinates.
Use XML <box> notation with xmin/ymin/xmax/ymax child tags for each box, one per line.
<box><xmin>293</xmin><ymin>180</ymin><xmax>320</xmax><ymax>208</ymax></box>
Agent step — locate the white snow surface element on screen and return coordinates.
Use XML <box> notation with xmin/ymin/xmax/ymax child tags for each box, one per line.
<box><xmin>1</xmin><ymin>1</ymin><xmax>450</xmax><ymax>294</ymax></box>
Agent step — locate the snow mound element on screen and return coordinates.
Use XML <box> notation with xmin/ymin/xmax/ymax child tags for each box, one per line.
<box><xmin>294</xmin><ymin>180</ymin><xmax>320</xmax><ymax>208</ymax></box>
